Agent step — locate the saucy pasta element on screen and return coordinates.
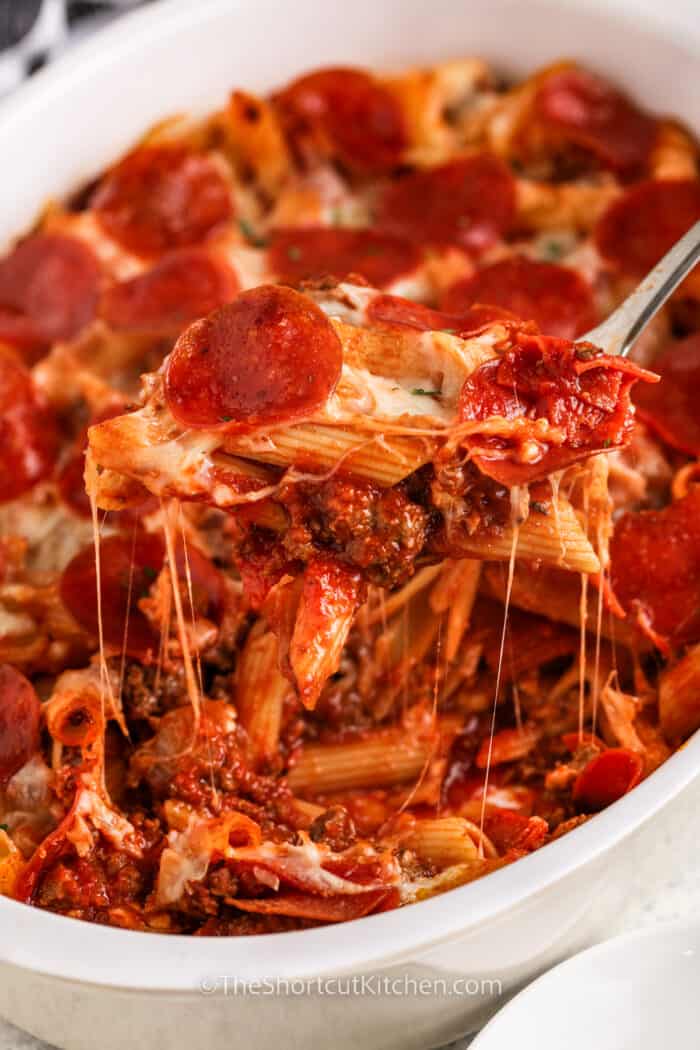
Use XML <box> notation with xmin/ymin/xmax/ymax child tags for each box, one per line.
<box><xmin>0</xmin><ymin>57</ymin><xmax>699</xmax><ymax>935</ymax></box>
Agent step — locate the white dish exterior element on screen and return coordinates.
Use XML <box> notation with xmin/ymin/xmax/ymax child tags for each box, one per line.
<box><xmin>471</xmin><ymin>920</ymin><xmax>700</xmax><ymax>1050</ymax></box>
<box><xmin>0</xmin><ymin>1</ymin><xmax>698</xmax><ymax>1047</ymax></box>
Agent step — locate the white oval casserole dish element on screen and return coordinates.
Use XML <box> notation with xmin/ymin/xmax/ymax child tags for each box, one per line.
<box><xmin>0</xmin><ymin>1</ymin><xmax>699</xmax><ymax>1047</ymax></box>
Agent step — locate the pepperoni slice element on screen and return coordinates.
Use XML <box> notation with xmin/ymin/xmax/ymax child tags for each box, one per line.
<box><xmin>0</xmin><ymin>234</ymin><xmax>99</xmax><ymax>358</ymax></box>
<box><xmin>595</xmin><ymin>179</ymin><xmax>700</xmax><ymax>279</ymax></box>
<box><xmin>366</xmin><ymin>293</ymin><xmax>517</xmax><ymax>335</ymax></box>
<box><xmin>458</xmin><ymin>331</ymin><xmax>657</xmax><ymax>486</ymax></box>
<box><xmin>610</xmin><ymin>488</ymin><xmax>700</xmax><ymax>649</ymax></box>
<box><xmin>91</xmin><ymin>146</ymin><xmax>234</xmax><ymax>258</ymax></box>
<box><xmin>60</xmin><ymin>533</ymin><xmax>165</xmax><ymax>658</ymax></box>
<box><xmin>633</xmin><ymin>333</ymin><xmax>700</xmax><ymax>455</ymax></box>
<box><xmin>482</xmin><ymin>810</ymin><xmax>548</xmax><ymax>854</ymax></box>
<box><xmin>60</xmin><ymin>532</ymin><xmax>224</xmax><ymax>658</ymax></box>
<box><xmin>573</xmin><ymin>748</ymin><xmax>643</xmax><ymax>810</ymax></box>
<box><xmin>441</xmin><ymin>257</ymin><xmax>597</xmax><ymax>339</ymax></box>
<box><xmin>377</xmin><ymin>155</ymin><xmax>516</xmax><ymax>253</ymax></box>
<box><xmin>0</xmin><ymin>349</ymin><xmax>59</xmax><ymax>503</ymax></box>
<box><xmin>230</xmin><ymin>890</ymin><xmax>389</xmax><ymax>922</ymax></box>
<box><xmin>100</xmin><ymin>248</ymin><xmax>239</xmax><ymax>336</ymax></box>
<box><xmin>534</xmin><ymin>68</ymin><xmax>657</xmax><ymax>175</ymax></box>
<box><xmin>164</xmin><ymin>285</ymin><xmax>342</xmax><ymax>430</ymax></box>
<box><xmin>0</xmin><ymin>665</ymin><xmax>41</xmax><ymax>784</ymax></box>
<box><xmin>267</xmin><ymin>228</ymin><xmax>421</xmax><ymax>288</ymax></box>
<box><xmin>273</xmin><ymin>67</ymin><xmax>406</xmax><ymax>175</ymax></box>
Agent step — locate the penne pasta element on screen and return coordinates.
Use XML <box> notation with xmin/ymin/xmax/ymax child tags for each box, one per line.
<box><xmin>215</xmin><ymin>89</ymin><xmax>293</xmax><ymax>196</ymax></box>
<box><xmin>383</xmin><ymin>59</ymin><xmax>492</xmax><ymax>164</ymax></box>
<box><xmin>659</xmin><ymin>644</ymin><xmax>700</xmax><ymax>742</ymax></box>
<box><xmin>224</xmin><ymin>422</ymin><xmax>433</xmax><ymax>486</ymax></box>
<box><xmin>236</xmin><ymin>625</ymin><xmax>290</xmax><ymax>766</ymax></box>
<box><xmin>430</xmin><ymin>559</ymin><xmax>482</xmax><ymax>662</ymax></box>
<box><xmin>453</xmin><ymin>496</ymin><xmax>600</xmax><ymax>575</ymax></box>
<box><xmin>287</xmin><ymin>715</ymin><xmax>459</xmax><ymax>795</ymax></box>
<box><xmin>365</xmin><ymin>564</ymin><xmax>443</xmax><ymax>626</ymax></box>
<box><xmin>400</xmin><ymin>816</ymin><xmax>491</xmax><ymax>866</ymax></box>
<box><xmin>0</xmin><ymin>830</ymin><xmax>25</xmax><ymax>898</ymax></box>
<box><xmin>516</xmin><ymin>177</ymin><xmax>619</xmax><ymax>233</ymax></box>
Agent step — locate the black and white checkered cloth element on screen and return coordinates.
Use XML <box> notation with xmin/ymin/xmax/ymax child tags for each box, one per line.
<box><xmin>0</xmin><ymin>0</ymin><xmax>153</xmax><ymax>94</ymax></box>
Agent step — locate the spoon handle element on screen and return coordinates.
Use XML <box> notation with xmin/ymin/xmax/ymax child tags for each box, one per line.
<box><xmin>584</xmin><ymin>219</ymin><xmax>700</xmax><ymax>357</ymax></box>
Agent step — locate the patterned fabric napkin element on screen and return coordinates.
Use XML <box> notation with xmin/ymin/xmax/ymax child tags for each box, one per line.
<box><xmin>0</xmin><ymin>0</ymin><xmax>152</xmax><ymax>94</ymax></box>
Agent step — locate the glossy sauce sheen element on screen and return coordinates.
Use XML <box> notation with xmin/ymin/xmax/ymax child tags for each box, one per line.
<box><xmin>92</xmin><ymin>146</ymin><xmax>234</xmax><ymax>257</ymax></box>
<box><xmin>164</xmin><ymin>284</ymin><xmax>343</xmax><ymax>429</ymax></box>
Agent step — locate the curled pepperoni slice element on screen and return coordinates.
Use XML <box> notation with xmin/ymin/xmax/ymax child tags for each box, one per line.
<box><xmin>274</xmin><ymin>67</ymin><xmax>406</xmax><ymax>175</ymax></box>
<box><xmin>377</xmin><ymin>155</ymin><xmax>516</xmax><ymax>253</ymax></box>
<box><xmin>0</xmin><ymin>234</ymin><xmax>99</xmax><ymax>358</ymax></box>
<box><xmin>573</xmin><ymin>748</ymin><xmax>643</xmax><ymax>810</ymax></box>
<box><xmin>534</xmin><ymin>68</ymin><xmax>657</xmax><ymax>175</ymax></box>
<box><xmin>101</xmin><ymin>248</ymin><xmax>239</xmax><ymax>336</ymax></box>
<box><xmin>367</xmin><ymin>293</ymin><xmax>517</xmax><ymax>336</ymax></box>
<box><xmin>0</xmin><ymin>349</ymin><xmax>59</xmax><ymax>503</ymax></box>
<box><xmin>60</xmin><ymin>533</ymin><xmax>224</xmax><ymax>658</ymax></box>
<box><xmin>441</xmin><ymin>257</ymin><xmax>597</xmax><ymax>340</ymax></box>
<box><xmin>458</xmin><ymin>330</ymin><xmax>657</xmax><ymax>486</ymax></box>
<box><xmin>0</xmin><ymin>665</ymin><xmax>41</xmax><ymax>784</ymax></box>
<box><xmin>164</xmin><ymin>285</ymin><xmax>342</xmax><ymax>430</ymax></box>
<box><xmin>595</xmin><ymin>179</ymin><xmax>700</xmax><ymax>278</ymax></box>
<box><xmin>92</xmin><ymin>146</ymin><xmax>234</xmax><ymax>258</ymax></box>
<box><xmin>633</xmin><ymin>333</ymin><xmax>700</xmax><ymax>455</ymax></box>
<box><xmin>267</xmin><ymin>228</ymin><xmax>421</xmax><ymax>288</ymax></box>
<box><xmin>610</xmin><ymin>488</ymin><xmax>700</xmax><ymax>650</ymax></box>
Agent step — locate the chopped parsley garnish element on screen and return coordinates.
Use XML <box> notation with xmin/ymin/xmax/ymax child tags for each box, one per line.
<box><xmin>142</xmin><ymin>566</ymin><xmax>158</xmax><ymax>582</ymax></box>
<box><xmin>440</xmin><ymin>328</ymin><xmax>457</xmax><ymax>335</ymax></box>
<box><xmin>531</xmin><ymin>501</ymin><xmax>549</xmax><ymax>515</ymax></box>
<box><xmin>542</xmin><ymin>239</ymin><xmax>565</xmax><ymax>261</ymax></box>
<box><xmin>412</xmin><ymin>388</ymin><xmax>441</xmax><ymax>397</ymax></box>
<box><xmin>286</xmin><ymin>245</ymin><xmax>302</xmax><ymax>261</ymax></box>
<box><xmin>602</xmin><ymin>438</ymin><xmax>613</xmax><ymax>448</ymax></box>
<box><xmin>219</xmin><ymin>415</ymin><xmax>233</xmax><ymax>423</ymax></box>
<box><xmin>0</xmin><ymin>824</ymin><xmax>8</xmax><ymax>834</ymax></box>
<box><xmin>238</xmin><ymin>218</ymin><xmax>268</xmax><ymax>249</ymax></box>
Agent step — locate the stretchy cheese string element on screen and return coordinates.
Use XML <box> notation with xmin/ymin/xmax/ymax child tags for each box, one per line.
<box><xmin>161</xmin><ymin>498</ymin><xmax>201</xmax><ymax>736</ymax></box>
<box><xmin>85</xmin><ymin>449</ymin><xmax>127</xmax><ymax>741</ymax></box>
<box><xmin>478</xmin><ymin>498</ymin><xmax>520</xmax><ymax>857</ymax></box>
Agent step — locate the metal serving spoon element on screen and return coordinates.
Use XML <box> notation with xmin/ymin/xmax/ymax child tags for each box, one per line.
<box><xmin>584</xmin><ymin>219</ymin><xmax>700</xmax><ymax>357</ymax></box>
